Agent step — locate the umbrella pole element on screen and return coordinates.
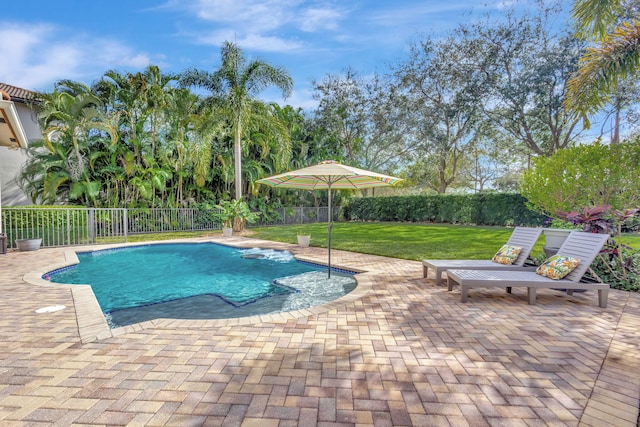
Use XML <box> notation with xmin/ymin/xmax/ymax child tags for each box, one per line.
<box><xmin>327</xmin><ymin>184</ymin><xmax>332</xmax><ymax>279</ymax></box>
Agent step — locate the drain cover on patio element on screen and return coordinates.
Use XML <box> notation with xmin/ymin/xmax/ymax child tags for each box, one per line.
<box><xmin>35</xmin><ymin>305</ymin><xmax>66</xmax><ymax>313</ymax></box>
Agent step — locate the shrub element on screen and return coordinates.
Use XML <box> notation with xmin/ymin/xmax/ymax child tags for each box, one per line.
<box><xmin>521</xmin><ymin>141</ymin><xmax>640</xmax><ymax>215</ymax></box>
<box><xmin>343</xmin><ymin>193</ymin><xmax>545</xmax><ymax>226</ymax></box>
<box><xmin>590</xmin><ymin>246</ymin><xmax>640</xmax><ymax>292</ymax></box>
<box><xmin>556</xmin><ymin>206</ymin><xmax>640</xmax><ymax>291</ymax></box>
<box><xmin>214</xmin><ymin>199</ymin><xmax>259</xmax><ymax>231</ymax></box>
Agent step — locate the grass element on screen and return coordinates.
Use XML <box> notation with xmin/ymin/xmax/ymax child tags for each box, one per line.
<box><xmin>96</xmin><ymin>230</ymin><xmax>214</xmax><ymax>244</ymax></box>
<box><xmin>249</xmin><ymin>223</ymin><xmax>534</xmax><ymax>260</ymax></box>
<box><xmin>94</xmin><ymin>222</ymin><xmax>640</xmax><ymax>261</ymax></box>
<box><xmin>248</xmin><ymin>222</ymin><xmax>640</xmax><ymax>261</ymax></box>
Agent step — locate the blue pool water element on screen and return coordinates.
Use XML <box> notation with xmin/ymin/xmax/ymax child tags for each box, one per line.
<box><xmin>46</xmin><ymin>243</ymin><xmax>356</xmax><ymax>327</ymax></box>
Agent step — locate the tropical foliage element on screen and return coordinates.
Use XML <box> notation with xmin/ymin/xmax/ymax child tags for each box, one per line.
<box><xmin>212</xmin><ymin>199</ymin><xmax>259</xmax><ymax>230</ymax></box>
<box><xmin>21</xmin><ymin>81</ymin><xmax>117</xmax><ymax>206</ymax></box>
<box><xmin>555</xmin><ymin>205</ymin><xmax>640</xmax><ymax>291</ymax></box>
<box><xmin>180</xmin><ymin>41</ymin><xmax>293</xmax><ymax>201</ymax></box>
<box><xmin>21</xmin><ymin>61</ymin><xmax>301</xmax><ymax>209</ymax></box>
<box><xmin>18</xmin><ymin>1</ymin><xmax>640</xmax><ymax>210</ymax></box>
<box><xmin>565</xmin><ymin>0</ymin><xmax>640</xmax><ymax>125</ymax></box>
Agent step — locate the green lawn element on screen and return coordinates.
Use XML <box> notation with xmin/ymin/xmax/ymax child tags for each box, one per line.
<box><xmin>96</xmin><ymin>230</ymin><xmax>210</xmax><ymax>244</ymax></box>
<box><xmin>99</xmin><ymin>222</ymin><xmax>640</xmax><ymax>262</ymax></box>
<box><xmin>248</xmin><ymin>222</ymin><xmax>640</xmax><ymax>261</ymax></box>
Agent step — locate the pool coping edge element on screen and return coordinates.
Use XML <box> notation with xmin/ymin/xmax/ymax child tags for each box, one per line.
<box><xmin>22</xmin><ymin>238</ymin><xmax>374</xmax><ymax>343</ymax></box>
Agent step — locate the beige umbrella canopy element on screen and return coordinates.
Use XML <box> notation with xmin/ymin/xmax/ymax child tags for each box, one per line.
<box><xmin>256</xmin><ymin>160</ymin><xmax>402</xmax><ymax>277</ymax></box>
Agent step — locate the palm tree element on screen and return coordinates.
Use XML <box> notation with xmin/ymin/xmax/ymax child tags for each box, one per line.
<box><xmin>181</xmin><ymin>41</ymin><xmax>293</xmax><ymax>200</ymax></box>
<box><xmin>565</xmin><ymin>0</ymin><xmax>640</xmax><ymax>124</ymax></box>
<box><xmin>35</xmin><ymin>81</ymin><xmax>118</xmax><ymax>205</ymax></box>
<box><xmin>20</xmin><ymin>139</ymin><xmax>74</xmax><ymax>204</ymax></box>
<box><xmin>94</xmin><ymin>67</ymin><xmax>193</xmax><ymax>207</ymax></box>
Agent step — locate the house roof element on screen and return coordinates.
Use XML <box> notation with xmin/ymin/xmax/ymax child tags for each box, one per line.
<box><xmin>0</xmin><ymin>82</ymin><xmax>32</xmax><ymax>149</ymax></box>
<box><xmin>0</xmin><ymin>83</ymin><xmax>36</xmax><ymax>149</ymax></box>
<box><xmin>0</xmin><ymin>100</ymin><xmax>28</xmax><ymax>149</ymax></box>
<box><xmin>0</xmin><ymin>83</ymin><xmax>37</xmax><ymax>104</ymax></box>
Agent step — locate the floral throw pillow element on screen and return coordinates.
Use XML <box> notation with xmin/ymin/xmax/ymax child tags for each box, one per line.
<box><xmin>492</xmin><ymin>244</ymin><xmax>523</xmax><ymax>265</ymax></box>
<box><xmin>536</xmin><ymin>255</ymin><xmax>580</xmax><ymax>280</ymax></box>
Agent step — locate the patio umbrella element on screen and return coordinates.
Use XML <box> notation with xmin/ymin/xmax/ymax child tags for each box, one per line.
<box><xmin>256</xmin><ymin>160</ymin><xmax>402</xmax><ymax>277</ymax></box>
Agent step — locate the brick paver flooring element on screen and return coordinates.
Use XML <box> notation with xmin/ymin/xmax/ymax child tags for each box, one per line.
<box><xmin>1</xmin><ymin>236</ymin><xmax>638</xmax><ymax>426</ymax></box>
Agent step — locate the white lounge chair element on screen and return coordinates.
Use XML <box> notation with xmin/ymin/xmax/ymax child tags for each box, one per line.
<box><xmin>422</xmin><ymin>227</ymin><xmax>543</xmax><ymax>285</ymax></box>
<box><xmin>446</xmin><ymin>231</ymin><xmax>610</xmax><ymax>307</ymax></box>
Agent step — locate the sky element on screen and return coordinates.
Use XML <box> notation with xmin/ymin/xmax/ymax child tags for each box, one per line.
<box><xmin>1</xmin><ymin>0</ymin><xmax>573</xmax><ymax>111</ymax></box>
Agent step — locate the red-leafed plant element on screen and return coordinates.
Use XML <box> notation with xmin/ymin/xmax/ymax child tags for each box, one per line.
<box><xmin>556</xmin><ymin>205</ymin><xmax>640</xmax><ymax>290</ymax></box>
<box><xmin>556</xmin><ymin>205</ymin><xmax>614</xmax><ymax>234</ymax></box>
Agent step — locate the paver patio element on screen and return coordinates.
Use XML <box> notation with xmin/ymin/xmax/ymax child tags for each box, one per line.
<box><xmin>0</xmin><ymin>236</ymin><xmax>638</xmax><ymax>426</ymax></box>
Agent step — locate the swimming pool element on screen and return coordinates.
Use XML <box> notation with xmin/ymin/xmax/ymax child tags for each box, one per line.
<box><xmin>45</xmin><ymin>243</ymin><xmax>357</xmax><ymax>327</ymax></box>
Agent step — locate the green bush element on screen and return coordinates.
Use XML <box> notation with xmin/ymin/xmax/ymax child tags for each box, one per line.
<box><xmin>521</xmin><ymin>141</ymin><xmax>640</xmax><ymax>215</ymax></box>
<box><xmin>343</xmin><ymin>193</ymin><xmax>545</xmax><ymax>226</ymax></box>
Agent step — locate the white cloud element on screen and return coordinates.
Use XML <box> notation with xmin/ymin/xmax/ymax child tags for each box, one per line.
<box><xmin>171</xmin><ymin>0</ymin><xmax>346</xmax><ymax>53</ymax></box>
<box><xmin>0</xmin><ymin>21</ymin><xmax>155</xmax><ymax>91</ymax></box>
<box><xmin>298</xmin><ymin>7</ymin><xmax>343</xmax><ymax>32</ymax></box>
<box><xmin>195</xmin><ymin>29</ymin><xmax>304</xmax><ymax>52</ymax></box>
<box><xmin>185</xmin><ymin>0</ymin><xmax>301</xmax><ymax>31</ymax></box>
<box><xmin>0</xmin><ymin>23</ymin><xmax>81</xmax><ymax>90</ymax></box>
<box><xmin>366</xmin><ymin>2</ymin><xmax>480</xmax><ymax>27</ymax></box>
<box><xmin>92</xmin><ymin>40</ymin><xmax>153</xmax><ymax>69</ymax></box>
<box><xmin>236</xmin><ymin>33</ymin><xmax>304</xmax><ymax>52</ymax></box>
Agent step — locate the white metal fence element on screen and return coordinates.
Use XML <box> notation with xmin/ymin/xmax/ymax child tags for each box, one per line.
<box><xmin>0</xmin><ymin>206</ymin><xmax>341</xmax><ymax>249</ymax></box>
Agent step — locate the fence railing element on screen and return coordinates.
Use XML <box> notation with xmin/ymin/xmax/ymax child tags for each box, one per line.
<box><xmin>0</xmin><ymin>206</ymin><xmax>341</xmax><ymax>249</ymax></box>
<box><xmin>256</xmin><ymin>206</ymin><xmax>334</xmax><ymax>226</ymax></box>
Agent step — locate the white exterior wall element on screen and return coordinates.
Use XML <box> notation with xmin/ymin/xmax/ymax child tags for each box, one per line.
<box><xmin>0</xmin><ymin>103</ymin><xmax>41</xmax><ymax>206</ymax></box>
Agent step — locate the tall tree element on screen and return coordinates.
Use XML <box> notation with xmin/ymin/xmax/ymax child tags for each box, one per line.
<box><xmin>312</xmin><ymin>69</ymin><xmax>413</xmax><ymax>173</ymax></box>
<box><xmin>461</xmin><ymin>5</ymin><xmax>585</xmax><ymax>156</ymax></box>
<box><xmin>565</xmin><ymin>0</ymin><xmax>640</xmax><ymax>123</ymax></box>
<box><xmin>162</xmin><ymin>88</ymin><xmax>215</xmax><ymax>206</ymax></box>
<box><xmin>597</xmin><ymin>79</ymin><xmax>640</xmax><ymax>143</ymax></box>
<box><xmin>461</xmin><ymin>125</ymin><xmax>525</xmax><ymax>193</ymax></box>
<box><xmin>394</xmin><ymin>35</ymin><xmax>485</xmax><ymax>193</ymax></box>
<box><xmin>269</xmin><ymin>104</ymin><xmax>311</xmax><ymax>170</ymax></box>
<box><xmin>180</xmin><ymin>41</ymin><xmax>293</xmax><ymax>200</ymax></box>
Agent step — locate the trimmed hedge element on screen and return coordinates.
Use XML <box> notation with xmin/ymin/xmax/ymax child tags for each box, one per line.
<box><xmin>343</xmin><ymin>193</ymin><xmax>546</xmax><ymax>226</ymax></box>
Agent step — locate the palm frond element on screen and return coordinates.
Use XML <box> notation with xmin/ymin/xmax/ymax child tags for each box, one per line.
<box><xmin>565</xmin><ymin>20</ymin><xmax>640</xmax><ymax>123</ymax></box>
<box><xmin>572</xmin><ymin>0</ymin><xmax>624</xmax><ymax>41</ymax></box>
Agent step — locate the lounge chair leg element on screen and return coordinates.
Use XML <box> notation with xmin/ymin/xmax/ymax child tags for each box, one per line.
<box><xmin>447</xmin><ymin>277</ymin><xmax>453</xmax><ymax>291</ymax></box>
<box><xmin>527</xmin><ymin>287</ymin><xmax>537</xmax><ymax>305</ymax></box>
<box><xmin>423</xmin><ymin>265</ymin><xmax>428</xmax><ymax>278</ymax></box>
<box><xmin>436</xmin><ymin>271</ymin><xmax>443</xmax><ymax>286</ymax></box>
<box><xmin>506</xmin><ymin>287</ymin><xmax>512</xmax><ymax>294</ymax></box>
<box><xmin>461</xmin><ymin>285</ymin><xmax>468</xmax><ymax>303</ymax></box>
<box><xmin>566</xmin><ymin>289</ymin><xmax>574</xmax><ymax>296</ymax></box>
<box><xmin>598</xmin><ymin>289</ymin><xmax>608</xmax><ymax>308</ymax></box>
